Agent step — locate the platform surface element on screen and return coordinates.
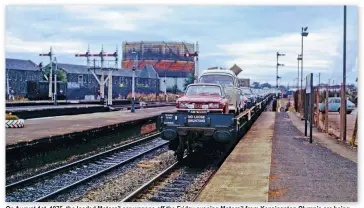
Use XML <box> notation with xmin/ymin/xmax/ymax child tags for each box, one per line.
<box><xmin>197</xmin><ymin>112</ymin><xmax>275</xmax><ymax>202</ymax></box>
<box><xmin>6</xmin><ymin>104</ymin><xmax>102</xmax><ymax>111</ymax></box>
<box><xmin>6</xmin><ymin>106</ymin><xmax>176</xmax><ymax>145</ymax></box>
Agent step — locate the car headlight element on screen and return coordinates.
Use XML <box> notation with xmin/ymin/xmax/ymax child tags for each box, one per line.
<box><xmin>208</xmin><ymin>103</ymin><xmax>220</xmax><ymax>108</ymax></box>
<box><xmin>179</xmin><ymin>102</ymin><xmax>187</xmax><ymax>107</ymax></box>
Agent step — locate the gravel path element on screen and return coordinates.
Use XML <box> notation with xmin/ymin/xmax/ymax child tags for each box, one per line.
<box><xmin>269</xmin><ymin>112</ymin><xmax>357</xmax><ymax>202</ymax></box>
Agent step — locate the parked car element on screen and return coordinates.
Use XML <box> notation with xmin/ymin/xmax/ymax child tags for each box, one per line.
<box><xmin>317</xmin><ymin>97</ymin><xmax>355</xmax><ymax>114</ymax></box>
<box><xmin>238</xmin><ymin>89</ymin><xmax>248</xmax><ymax>111</ymax></box>
<box><xmin>240</xmin><ymin>87</ymin><xmax>256</xmax><ymax>107</ymax></box>
<box><xmin>176</xmin><ymin>83</ymin><xmax>230</xmax><ymax>114</ymax></box>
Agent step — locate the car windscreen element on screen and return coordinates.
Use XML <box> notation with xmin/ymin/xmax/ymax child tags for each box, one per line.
<box><xmin>186</xmin><ymin>85</ymin><xmax>222</xmax><ymax>96</ymax></box>
<box><xmin>200</xmin><ymin>75</ymin><xmax>234</xmax><ymax>87</ymax></box>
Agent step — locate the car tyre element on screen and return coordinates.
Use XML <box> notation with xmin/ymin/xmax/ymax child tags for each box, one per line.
<box><xmin>347</xmin><ymin>111</ymin><xmax>352</xmax><ymax>114</ymax></box>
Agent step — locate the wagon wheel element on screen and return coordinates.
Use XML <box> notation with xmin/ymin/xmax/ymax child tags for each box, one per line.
<box><xmin>176</xmin><ymin>135</ymin><xmax>185</xmax><ymax>161</ymax></box>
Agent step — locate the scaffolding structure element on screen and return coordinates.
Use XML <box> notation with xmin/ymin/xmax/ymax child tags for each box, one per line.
<box><xmin>75</xmin><ymin>45</ymin><xmax>118</xmax><ymax>105</ymax></box>
<box><xmin>121</xmin><ymin>41</ymin><xmax>196</xmax><ymax>77</ymax></box>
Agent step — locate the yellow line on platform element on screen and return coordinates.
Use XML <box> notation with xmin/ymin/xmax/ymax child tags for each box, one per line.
<box><xmin>197</xmin><ymin>112</ymin><xmax>276</xmax><ymax>202</ymax></box>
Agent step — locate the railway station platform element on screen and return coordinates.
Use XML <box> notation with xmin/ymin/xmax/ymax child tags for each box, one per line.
<box><xmin>6</xmin><ymin>104</ymin><xmax>107</xmax><ymax>119</ymax></box>
<box><xmin>197</xmin><ymin>112</ymin><xmax>275</xmax><ymax>202</ymax></box>
<box><xmin>197</xmin><ymin>111</ymin><xmax>357</xmax><ymax>202</ymax></box>
<box><xmin>6</xmin><ymin>104</ymin><xmax>102</xmax><ymax>111</ymax></box>
<box><xmin>6</xmin><ymin>106</ymin><xmax>176</xmax><ymax>147</ymax></box>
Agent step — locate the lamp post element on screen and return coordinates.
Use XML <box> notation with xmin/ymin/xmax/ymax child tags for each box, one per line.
<box><xmin>301</xmin><ymin>27</ymin><xmax>309</xmax><ymax>90</ymax></box>
<box><xmin>131</xmin><ymin>51</ymin><xmax>137</xmax><ymax>113</ymax></box>
<box><xmin>276</xmin><ymin>52</ymin><xmax>285</xmax><ymax>97</ymax></box>
<box><xmin>297</xmin><ymin>54</ymin><xmax>302</xmax><ymax>89</ymax></box>
<box><xmin>301</xmin><ymin>27</ymin><xmax>309</xmax><ymax>124</ymax></box>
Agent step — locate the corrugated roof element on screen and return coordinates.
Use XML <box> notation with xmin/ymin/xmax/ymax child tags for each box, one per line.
<box><xmin>6</xmin><ymin>58</ymin><xmax>40</xmax><ymax>71</ymax></box>
<box><xmin>139</xmin><ymin>65</ymin><xmax>159</xmax><ymax>79</ymax></box>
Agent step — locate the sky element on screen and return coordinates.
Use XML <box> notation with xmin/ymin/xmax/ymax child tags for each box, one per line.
<box><xmin>5</xmin><ymin>5</ymin><xmax>358</xmax><ymax>86</ymax></box>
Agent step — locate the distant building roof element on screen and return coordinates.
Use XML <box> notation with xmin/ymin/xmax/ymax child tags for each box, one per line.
<box><xmin>139</xmin><ymin>65</ymin><xmax>159</xmax><ymax>79</ymax></box>
<box><xmin>6</xmin><ymin>58</ymin><xmax>39</xmax><ymax>71</ymax></box>
<box><xmin>52</xmin><ymin>63</ymin><xmax>141</xmax><ymax>77</ymax></box>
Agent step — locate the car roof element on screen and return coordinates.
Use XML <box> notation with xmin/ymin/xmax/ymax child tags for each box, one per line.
<box><xmin>187</xmin><ymin>83</ymin><xmax>223</xmax><ymax>87</ymax></box>
<box><xmin>200</xmin><ymin>69</ymin><xmax>237</xmax><ymax>78</ymax></box>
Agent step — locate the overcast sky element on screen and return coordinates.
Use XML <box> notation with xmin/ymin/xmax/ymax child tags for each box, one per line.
<box><xmin>5</xmin><ymin>5</ymin><xmax>358</xmax><ymax>86</ymax></box>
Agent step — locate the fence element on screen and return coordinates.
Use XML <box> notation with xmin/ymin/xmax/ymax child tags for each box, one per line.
<box><xmin>294</xmin><ymin>85</ymin><xmax>358</xmax><ymax>147</ymax></box>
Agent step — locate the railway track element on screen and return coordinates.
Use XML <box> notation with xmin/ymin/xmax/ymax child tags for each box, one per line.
<box><xmin>6</xmin><ymin>133</ymin><xmax>167</xmax><ymax>202</ymax></box>
<box><xmin>121</xmin><ymin>98</ymin><xmax>272</xmax><ymax>202</ymax></box>
<box><xmin>121</xmin><ymin>151</ymin><xmax>222</xmax><ymax>202</ymax></box>
<box><xmin>121</xmin><ymin>123</ymin><xmax>255</xmax><ymax>202</ymax></box>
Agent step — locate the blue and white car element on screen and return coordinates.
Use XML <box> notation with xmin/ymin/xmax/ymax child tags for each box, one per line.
<box><xmin>317</xmin><ymin>97</ymin><xmax>355</xmax><ymax>114</ymax></box>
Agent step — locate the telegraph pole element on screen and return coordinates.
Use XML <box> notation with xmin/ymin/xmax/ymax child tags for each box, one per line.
<box><xmin>342</xmin><ymin>5</ymin><xmax>347</xmax><ymax>141</ymax></box>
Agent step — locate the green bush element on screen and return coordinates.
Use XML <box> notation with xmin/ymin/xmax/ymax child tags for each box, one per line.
<box><xmin>6</xmin><ymin>114</ymin><xmax>19</xmax><ymax>120</ymax></box>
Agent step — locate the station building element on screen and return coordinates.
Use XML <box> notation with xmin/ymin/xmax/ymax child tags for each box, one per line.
<box><xmin>5</xmin><ymin>58</ymin><xmax>43</xmax><ymax>97</ymax></box>
<box><xmin>5</xmin><ymin>58</ymin><xmax>160</xmax><ymax>100</ymax></box>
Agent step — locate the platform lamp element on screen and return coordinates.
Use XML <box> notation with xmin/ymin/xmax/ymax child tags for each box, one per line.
<box><xmin>131</xmin><ymin>51</ymin><xmax>137</xmax><ymax>113</ymax></box>
<box><xmin>301</xmin><ymin>27</ymin><xmax>309</xmax><ymax>90</ymax></box>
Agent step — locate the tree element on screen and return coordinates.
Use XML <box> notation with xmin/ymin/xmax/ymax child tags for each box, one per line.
<box><xmin>252</xmin><ymin>82</ymin><xmax>260</xmax><ymax>88</ymax></box>
<box><xmin>260</xmin><ymin>82</ymin><xmax>272</xmax><ymax>88</ymax></box>
<box><xmin>167</xmin><ymin>84</ymin><xmax>182</xmax><ymax>94</ymax></box>
<box><xmin>278</xmin><ymin>85</ymin><xmax>287</xmax><ymax>90</ymax></box>
<box><xmin>43</xmin><ymin>66</ymin><xmax>67</xmax><ymax>83</ymax></box>
<box><xmin>183</xmin><ymin>73</ymin><xmax>195</xmax><ymax>91</ymax></box>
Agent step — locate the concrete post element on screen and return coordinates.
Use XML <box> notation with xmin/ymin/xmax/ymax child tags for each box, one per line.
<box><xmin>49</xmin><ymin>47</ymin><xmax>53</xmax><ymax>99</ymax></box>
<box><xmin>315</xmin><ymin>87</ymin><xmax>319</xmax><ymax>128</ymax></box>
<box><xmin>325</xmin><ymin>84</ymin><xmax>329</xmax><ymax>132</ymax></box>
<box><xmin>340</xmin><ymin>83</ymin><xmax>345</xmax><ymax>140</ymax></box>
<box><xmin>108</xmin><ymin>72</ymin><xmax>113</xmax><ymax>105</ymax></box>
